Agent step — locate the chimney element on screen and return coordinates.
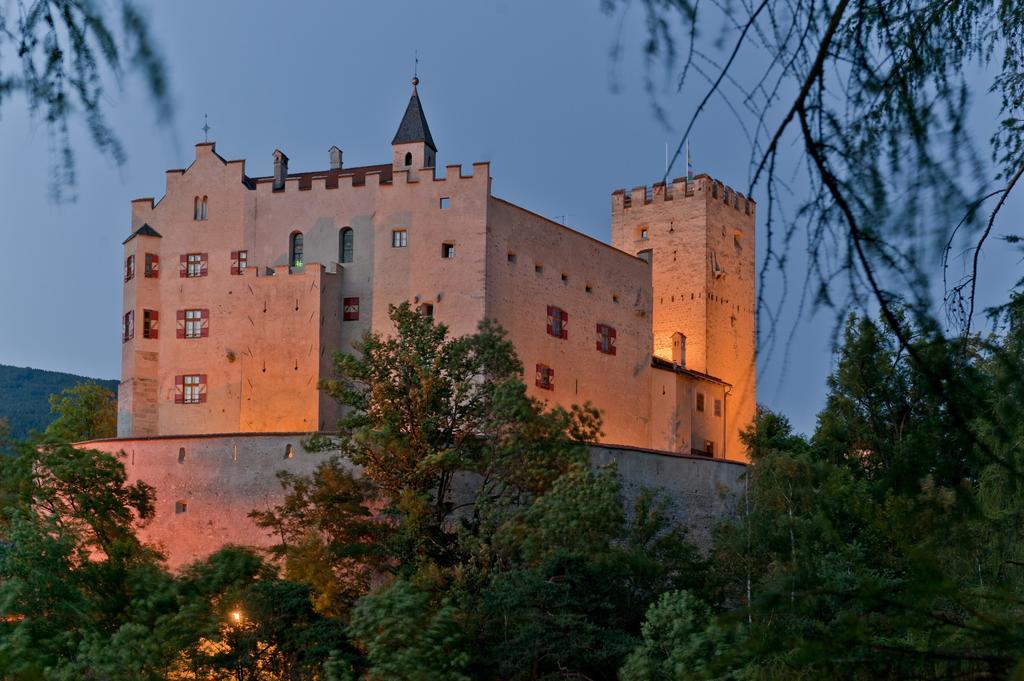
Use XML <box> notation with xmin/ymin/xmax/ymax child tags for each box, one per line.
<box><xmin>329</xmin><ymin>145</ymin><xmax>343</xmax><ymax>171</ymax></box>
<box><xmin>672</xmin><ymin>332</ymin><xmax>686</xmax><ymax>367</ymax></box>
<box><xmin>273</xmin><ymin>149</ymin><xmax>289</xmax><ymax>190</ymax></box>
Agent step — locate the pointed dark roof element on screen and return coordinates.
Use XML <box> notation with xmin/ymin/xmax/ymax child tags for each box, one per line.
<box><xmin>391</xmin><ymin>81</ymin><xmax>436</xmax><ymax>151</ymax></box>
<box><xmin>122</xmin><ymin>223</ymin><xmax>162</xmax><ymax>244</ymax></box>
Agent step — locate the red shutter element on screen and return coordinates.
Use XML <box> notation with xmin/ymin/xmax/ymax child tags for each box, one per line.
<box><xmin>176</xmin><ymin>310</ymin><xmax>185</xmax><ymax>338</ymax></box>
<box><xmin>535</xmin><ymin>363</ymin><xmax>544</xmax><ymax>389</ymax></box>
<box><xmin>343</xmin><ymin>297</ymin><xmax>360</xmax><ymax>321</ymax></box>
<box><xmin>561</xmin><ymin>310</ymin><xmax>569</xmax><ymax>339</ymax></box>
<box><xmin>198</xmin><ymin>374</ymin><xmax>208</xmax><ymax>403</ymax></box>
<box><xmin>609</xmin><ymin>326</ymin><xmax>617</xmax><ymax>356</ymax></box>
<box><xmin>230</xmin><ymin>251</ymin><xmax>240</xmax><ymax>275</ymax></box>
<box><xmin>174</xmin><ymin>375</ymin><xmax>184</xmax><ymax>403</ymax></box>
<box><xmin>546</xmin><ymin>305</ymin><xmax>554</xmax><ymax>336</ymax></box>
<box><xmin>148</xmin><ymin>310</ymin><xmax>159</xmax><ymax>339</ymax></box>
<box><xmin>200</xmin><ymin>253</ymin><xmax>209</xmax><ymax>277</ymax></box>
<box><xmin>179</xmin><ymin>254</ymin><xmax>187</xmax><ymax>278</ymax></box>
<box><xmin>200</xmin><ymin>309</ymin><xmax>210</xmax><ymax>337</ymax></box>
<box><xmin>152</xmin><ymin>254</ymin><xmax>160</xmax><ymax>277</ymax></box>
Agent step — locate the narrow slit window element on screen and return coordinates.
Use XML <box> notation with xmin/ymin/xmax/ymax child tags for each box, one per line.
<box><xmin>290</xmin><ymin>232</ymin><xmax>304</xmax><ymax>267</ymax></box>
<box><xmin>340</xmin><ymin>228</ymin><xmax>354</xmax><ymax>263</ymax></box>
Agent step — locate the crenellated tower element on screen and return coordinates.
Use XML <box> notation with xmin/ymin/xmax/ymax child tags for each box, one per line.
<box><xmin>611</xmin><ymin>175</ymin><xmax>756</xmax><ymax>459</ymax></box>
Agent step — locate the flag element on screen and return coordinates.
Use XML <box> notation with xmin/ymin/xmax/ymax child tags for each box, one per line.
<box><xmin>686</xmin><ymin>140</ymin><xmax>694</xmax><ymax>184</ymax></box>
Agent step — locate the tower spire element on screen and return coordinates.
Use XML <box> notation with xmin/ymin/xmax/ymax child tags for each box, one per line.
<box><xmin>392</xmin><ymin>76</ymin><xmax>435</xmax><ymax>151</ymax></box>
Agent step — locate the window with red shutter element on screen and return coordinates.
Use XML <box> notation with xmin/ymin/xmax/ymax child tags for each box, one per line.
<box><xmin>124</xmin><ymin>255</ymin><xmax>135</xmax><ymax>282</ymax></box>
<box><xmin>200</xmin><ymin>253</ymin><xmax>209</xmax><ymax>277</ymax></box>
<box><xmin>122</xmin><ymin>311</ymin><xmax>135</xmax><ymax>342</ymax></box>
<box><xmin>200</xmin><ymin>309</ymin><xmax>210</xmax><ymax>337</ymax></box>
<box><xmin>596</xmin><ymin>324</ymin><xmax>617</xmax><ymax>355</ymax></box>
<box><xmin>181</xmin><ymin>374</ymin><xmax>205</xmax><ymax>404</ymax></box>
<box><xmin>535</xmin><ymin>363</ymin><xmax>554</xmax><ymax>390</ymax></box>
<box><xmin>183</xmin><ymin>253</ymin><xmax>206</xmax><ymax>278</ymax></box>
<box><xmin>176</xmin><ymin>310</ymin><xmax>186</xmax><ymax>339</ymax></box>
<box><xmin>230</xmin><ymin>250</ymin><xmax>248</xmax><ymax>275</ymax></box>
<box><xmin>546</xmin><ymin>306</ymin><xmax>567</xmax><ymax>339</ymax></box>
<box><xmin>145</xmin><ymin>253</ymin><xmax>159</xmax><ymax>278</ymax></box>
<box><xmin>174</xmin><ymin>375</ymin><xmax>184</xmax><ymax>403</ymax></box>
<box><xmin>143</xmin><ymin>309</ymin><xmax>159</xmax><ymax>339</ymax></box>
<box><xmin>343</xmin><ymin>297</ymin><xmax>359</xmax><ymax>321</ymax></box>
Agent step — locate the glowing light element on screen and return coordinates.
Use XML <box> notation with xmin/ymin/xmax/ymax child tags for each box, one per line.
<box><xmin>230</xmin><ymin>609</ymin><xmax>243</xmax><ymax>623</ymax></box>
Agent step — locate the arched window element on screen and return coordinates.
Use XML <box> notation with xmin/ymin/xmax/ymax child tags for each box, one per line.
<box><xmin>340</xmin><ymin>227</ymin><xmax>353</xmax><ymax>263</ymax></box>
<box><xmin>404</xmin><ymin>151</ymin><xmax>412</xmax><ymax>167</ymax></box>
<box><xmin>290</xmin><ymin>232</ymin><xmax>304</xmax><ymax>267</ymax></box>
<box><xmin>194</xmin><ymin>197</ymin><xmax>200</xmax><ymax>220</ymax></box>
<box><xmin>201</xmin><ymin>196</ymin><xmax>208</xmax><ymax>220</ymax></box>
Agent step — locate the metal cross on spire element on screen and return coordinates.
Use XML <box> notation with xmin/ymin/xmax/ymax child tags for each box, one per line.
<box><xmin>414</xmin><ymin>50</ymin><xmax>418</xmax><ymax>79</ymax></box>
<box><xmin>202</xmin><ymin>114</ymin><xmax>211</xmax><ymax>143</ymax></box>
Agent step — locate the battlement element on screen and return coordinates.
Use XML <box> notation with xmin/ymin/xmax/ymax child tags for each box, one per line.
<box><xmin>612</xmin><ymin>174</ymin><xmax>755</xmax><ymax>217</ymax></box>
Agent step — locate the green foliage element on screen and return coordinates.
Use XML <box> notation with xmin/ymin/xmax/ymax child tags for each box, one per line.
<box><xmin>0</xmin><ymin>1</ymin><xmax>171</xmax><ymax>199</ymax></box>
<box><xmin>0</xmin><ymin>364</ymin><xmax>117</xmax><ymax>441</ymax></box>
<box><xmin>348</xmin><ymin>580</ymin><xmax>470</xmax><ymax>681</ymax></box>
<box><xmin>43</xmin><ymin>381</ymin><xmax>117</xmax><ymax>443</ymax></box>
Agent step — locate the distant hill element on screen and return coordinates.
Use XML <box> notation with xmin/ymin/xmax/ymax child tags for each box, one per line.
<box><xmin>0</xmin><ymin>365</ymin><xmax>118</xmax><ymax>440</ymax></box>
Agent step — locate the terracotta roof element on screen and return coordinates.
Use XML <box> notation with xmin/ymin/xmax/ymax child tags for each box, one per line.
<box><xmin>122</xmin><ymin>223</ymin><xmax>162</xmax><ymax>244</ymax></box>
<box><xmin>392</xmin><ymin>84</ymin><xmax>436</xmax><ymax>151</ymax></box>
<box><xmin>650</xmin><ymin>356</ymin><xmax>730</xmax><ymax>386</ymax></box>
<box><xmin>249</xmin><ymin>163</ymin><xmax>393</xmax><ymax>187</ymax></box>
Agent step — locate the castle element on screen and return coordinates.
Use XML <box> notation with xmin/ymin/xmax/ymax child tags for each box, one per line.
<box><xmin>84</xmin><ymin>79</ymin><xmax>755</xmax><ymax>567</ymax></box>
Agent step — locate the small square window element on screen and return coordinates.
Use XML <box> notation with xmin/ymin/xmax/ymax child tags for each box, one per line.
<box><xmin>612</xmin><ymin>294</ymin><xmax>619</xmax><ymax>303</ymax></box>
<box><xmin>439</xmin><ymin>197</ymin><xmax>451</xmax><ymax>209</ymax></box>
<box><xmin>419</xmin><ymin>303</ymin><xmax>434</xmax><ymax>317</ymax></box>
<box><xmin>508</xmin><ymin>252</ymin><xmax>517</xmax><ymax>264</ymax></box>
<box><xmin>442</xmin><ymin>243</ymin><xmax>455</xmax><ymax>259</ymax></box>
<box><xmin>640</xmin><ymin>228</ymin><xmax>649</xmax><ymax>240</ymax></box>
<box><xmin>696</xmin><ymin>393</ymin><xmax>705</xmax><ymax>412</ymax></box>
<box><xmin>175</xmin><ymin>500</ymin><xmax>188</xmax><ymax>514</ymax></box>
<box><xmin>535</xmin><ymin>263</ymin><xmax>544</xmax><ymax>274</ymax></box>
<box><xmin>585</xmin><ymin>284</ymin><xmax>593</xmax><ymax>294</ymax></box>
<box><xmin>561</xmin><ymin>273</ymin><xmax>569</xmax><ymax>284</ymax></box>
<box><xmin>392</xmin><ymin>230</ymin><xmax>408</xmax><ymax>248</ymax></box>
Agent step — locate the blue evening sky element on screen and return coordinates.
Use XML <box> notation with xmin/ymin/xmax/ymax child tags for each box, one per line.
<box><xmin>0</xmin><ymin>1</ymin><xmax>1018</xmax><ymax>435</ymax></box>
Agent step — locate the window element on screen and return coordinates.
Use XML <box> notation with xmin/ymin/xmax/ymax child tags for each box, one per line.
<box><xmin>696</xmin><ymin>393</ymin><xmax>705</xmax><ymax>412</ymax></box>
<box><xmin>535</xmin><ymin>364</ymin><xmax>554</xmax><ymax>390</ymax></box>
<box><xmin>546</xmin><ymin>306</ymin><xmax>568</xmax><ymax>339</ymax></box>
<box><xmin>175</xmin><ymin>500</ymin><xmax>188</xmax><ymax>514</ymax></box>
<box><xmin>124</xmin><ymin>255</ymin><xmax>135</xmax><ymax>282</ymax></box>
<box><xmin>175</xmin><ymin>374</ymin><xmax>207</xmax><ymax>405</ymax></box>
<box><xmin>639</xmin><ymin>226</ymin><xmax>649</xmax><ymax>240</ymax></box>
<box><xmin>340</xmin><ymin>228</ymin><xmax>354</xmax><ymax>263</ymax></box>
<box><xmin>585</xmin><ymin>284</ymin><xmax>593</xmax><ymax>294</ymax></box>
<box><xmin>122</xmin><ymin>311</ymin><xmax>134</xmax><ymax>342</ymax></box>
<box><xmin>596</xmin><ymin>324</ymin><xmax>617</xmax><ymax>355</ymax></box>
<box><xmin>714</xmin><ymin>398</ymin><xmax>722</xmax><ymax>417</ymax></box>
<box><xmin>177</xmin><ymin>309</ymin><xmax>209</xmax><ymax>339</ymax></box>
<box><xmin>705</xmin><ymin>440</ymin><xmax>715</xmax><ymax>457</ymax></box>
<box><xmin>439</xmin><ymin>197</ymin><xmax>451</xmax><ymax>209</ymax></box>
<box><xmin>612</xmin><ymin>294</ymin><xmax>619</xmax><ymax>303</ymax></box>
<box><xmin>194</xmin><ymin>196</ymin><xmax>208</xmax><ymax>221</ymax></box>
<box><xmin>144</xmin><ymin>253</ymin><xmax>159</xmax><ymax>278</ymax></box>
<box><xmin>178</xmin><ymin>448</ymin><xmax>186</xmax><ymax>464</ymax></box>
<box><xmin>561</xmin><ymin>273</ymin><xmax>569</xmax><ymax>284</ymax></box>
<box><xmin>290</xmin><ymin>232</ymin><xmax>304</xmax><ymax>267</ymax></box>
<box><xmin>419</xmin><ymin>303</ymin><xmax>434</xmax><ymax>317</ymax></box>
<box><xmin>343</xmin><ymin>297</ymin><xmax>359</xmax><ymax>321</ymax></box>
<box><xmin>507</xmin><ymin>252</ymin><xmax>517</xmax><ymax>264</ymax></box>
<box><xmin>142</xmin><ymin>309</ymin><xmax>159</xmax><ymax>339</ymax></box>
<box><xmin>285</xmin><ymin>444</ymin><xmax>294</xmax><ymax>459</ymax></box>
<box><xmin>392</xmin><ymin>230</ymin><xmax>408</xmax><ymax>248</ymax></box>
<box><xmin>404</xmin><ymin>151</ymin><xmax>413</xmax><ymax>166</ymax></box>
<box><xmin>535</xmin><ymin>263</ymin><xmax>544</xmax><ymax>274</ymax></box>
<box><xmin>442</xmin><ymin>242</ymin><xmax>455</xmax><ymax>259</ymax></box>
<box><xmin>231</xmin><ymin>250</ymin><xmax>248</xmax><ymax>275</ymax></box>
<box><xmin>180</xmin><ymin>253</ymin><xmax>207</xmax><ymax>278</ymax></box>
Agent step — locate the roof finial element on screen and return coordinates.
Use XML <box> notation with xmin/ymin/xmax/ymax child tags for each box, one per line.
<box><xmin>202</xmin><ymin>114</ymin><xmax>211</xmax><ymax>143</ymax></box>
<box><xmin>412</xmin><ymin>50</ymin><xmax>419</xmax><ymax>88</ymax></box>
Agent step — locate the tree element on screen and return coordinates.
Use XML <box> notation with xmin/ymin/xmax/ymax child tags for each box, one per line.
<box><xmin>1</xmin><ymin>0</ymin><xmax>171</xmax><ymax>200</ymax></box>
<box><xmin>43</xmin><ymin>380</ymin><xmax>117</xmax><ymax>443</ymax></box>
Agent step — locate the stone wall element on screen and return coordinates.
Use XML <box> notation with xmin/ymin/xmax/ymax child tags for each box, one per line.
<box><xmin>80</xmin><ymin>434</ymin><xmax>746</xmax><ymax>570</ymax></box>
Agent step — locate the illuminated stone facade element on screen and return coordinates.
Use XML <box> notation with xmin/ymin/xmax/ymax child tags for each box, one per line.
<box><xmin>117</xmin><ymin>81</ymin><xmax>756</xmax><ymax>459</ymax></box>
